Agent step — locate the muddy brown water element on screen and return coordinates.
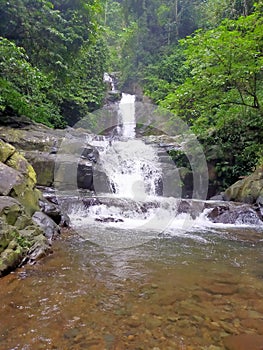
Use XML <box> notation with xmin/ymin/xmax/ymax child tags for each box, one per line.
<box><xmin>1</xmin><ymin>228</ymin><xmax>263</xmax><ymax>350</ymax></box>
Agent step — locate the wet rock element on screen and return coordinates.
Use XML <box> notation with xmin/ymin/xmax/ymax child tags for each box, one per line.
<box><xmin>207</xmin><ymin>204</ymin><xmax>263</xmax><ymax>225</ymax></box>
<box><xmin>54</xmin><ymin>154</ymin><xmax>94</xmax><ymax>190</ymax></box>
<box><xmin>95</xmin><ymin>217</ymin><xmax>124</xmax><ymax>223</ymax></box>
<box><xmin>209</xmin><ymin>193</ymin><xmax>225</xmax><ymax>201</ymax></box>
<box><xmin>177</xmin><ymin>199</ymin><xmax>205</xmax><ymax>219</ymax></box>
<box><xmin>223</xmin><ymin>334</ymin><xmax>263</xmax><ymax>350</ymax></box>
<box><xmin>32</xmin><ymin>211</ymin><xmax>60</xmax><ymax>240</ymax></box>
<box><xmin>39</xmin><ymin>197</ymin><xmax>70</xmax><ymax>227</ymax></box>
<box><xmin>203</xmin><ymin>282</ymin><xmax>238</xmax><ymax>295</ymax></box>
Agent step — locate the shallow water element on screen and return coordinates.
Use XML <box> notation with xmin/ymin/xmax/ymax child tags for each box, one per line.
<box><xmin>1</xmin><ymin>226</ymin><xmax>263</xmax><ymax>350</ymax></box>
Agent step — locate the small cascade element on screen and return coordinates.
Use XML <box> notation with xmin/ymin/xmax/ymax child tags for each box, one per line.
<box><xmin>66</xmin><ymin>93</ymin><xmax>263</xmax><ymax>249</ymax></box>
<box><xmin>103</xmin><ymin>72</ymin><xmax>116</xmax><ymax>91</ymax></box>
<box><xmin>99</xmin><ymin>139</ymin><xmax>162</xmax><ymax>198</ymax></box>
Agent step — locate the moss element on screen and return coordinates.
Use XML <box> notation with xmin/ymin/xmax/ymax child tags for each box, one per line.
<box><xmin>3</xmin><ymin>202</ymin><xmax>22</xmax><ymax>226</ymax></box>
<box><xmin>0</xmin><ymin>139</ymin><xmax>16</xmax><ymax>163</ymax></box>
<box><xmin>11</xmin><ymin>184</ymin><xmax>40</xmax><ymax>216</ymax></box>
<box><xmin>0</xmin><ymin>243</ymin><xmax>24</xmax><ymax>276</ymax></box>
<box><xmin>0</xmin><ymin>234</ymin><xmax>9</xmax><ymax>254</ymax></box>
<box><xmin>11</xmin><ymin>231</ymin><xmax>32</xmax><ymax>249</ymax></box>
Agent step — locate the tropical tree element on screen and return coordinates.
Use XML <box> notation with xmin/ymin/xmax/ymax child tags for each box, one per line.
<box><xmin>159</xmin><ymin>6</ymin><xmax>263</xmax><ymax>186</ymax></box>
<box><xmin>0</xmin><ymin>0</ymin><xmax>108</xmax><ymax>127</ymax></box>
<box><xmin>161</xmin><ymin>8</ymin><xmax>263</xmax><ymax>131</ymax></box>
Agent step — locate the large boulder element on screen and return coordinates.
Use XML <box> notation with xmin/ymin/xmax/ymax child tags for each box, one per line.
<box><xmin>224</xmin><ymin>165</ymin><xmax>263</xmax><ymax>204</ymax></box>
<box><xmin>0</xmin><ymin>125</ymin><xmax>99</xmax><ymax>191</ymax></box>
<box><xmin>32</xmin><ymin>211</ymin><xmax>60</xmax><ymax>240</ymax></box>
<box><xmin>0</xmin><ymin>139</ymin><xmax>63</xmax><ymax>276</ymax></box>
<box><xmin>0</xmin><ymin>197</ymin><xmax>51</xmax><ymax>276</ymax></box>
<box><xmin>0</xmin><ymin>140</ymin><xmax>40</xmax><ymax>215</ymax></box>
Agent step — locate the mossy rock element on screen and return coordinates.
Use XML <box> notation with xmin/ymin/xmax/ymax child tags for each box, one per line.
<box><xmin>0</xmin><ymin>139</ymin><xmax>16</xmax><ymax>163</ymax></box>
<box><xmin>0</xmin><ymin>196</ymin><xmax>39</xmax><ymax>230</ymax></box>
<box><xmin>0</xmin><ymin>229</ymin><xmax>30</xmax><ymax>275</ymax></box>
<box><xmin>0</xmin><ymin>162</ymin><xmax>24</xmax><ymax>196</ymax></box>
<box><xmin>0</xmin><ymin>228</ymin><xmax>10</xmax><ymax>254</ymax></box>
<box><xmin>224</xmin><ymin>165</ymin><xmax>263</xmax><ymax>204</ymax></box>
<box><xmin>224</xmin><ymin>179</ymin><xmax>245</xmax><ymax>201</ymax></box>
<box><xmin>6</xmin><ymin>151</ymin><xmax>37</xmax><ymax>184</ymax></box>
<box><xmin>10</xmin><ymin>184</ymin><xmax>41</xmax><ymax>216</ymax></box>
<box><xmin>0</xmin><ymin>197</ymin><xmax>23</xmax><ymax>226</ymax></box>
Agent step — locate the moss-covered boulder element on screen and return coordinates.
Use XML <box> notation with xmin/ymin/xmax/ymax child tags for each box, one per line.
<box><xmin>0</xmin><ymin>140</ymin><xmax>41</xmax><ymax>215</ymax></box>
<box><xmin>0</xmin><ymin>139</ymin><xmax>61</xmax><ymax>276</ymax></box>
<box><xmin>224</xmin><ymin>165</ymin><xmax>263</xmax><ymax>204</ymax></box>
<box><xmin>0</xmin><ymin>198</ymin><xmax>51</xmax><ymax>276</ymax></box>
<box><xmin>0</xmin><ymin>139</ymin><xmax>16</xmax><ymax>162</ymax></box>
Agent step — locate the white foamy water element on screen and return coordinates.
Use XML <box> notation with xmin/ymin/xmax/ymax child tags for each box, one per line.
<box><xmin>118</xmin><ymin>93</ymin><xmax>136</xmax><ymax>139</ymax></box>
<box><xmin>99</xmin><ymin>139</ymin><xmax>162</xmax><ymax>198</ymax></box>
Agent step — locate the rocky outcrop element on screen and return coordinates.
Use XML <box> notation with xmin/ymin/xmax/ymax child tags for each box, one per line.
<box><xmin>0</xmin><ymin>139</ymin><xmax>41</xmax><ymax>215</ymax></box>
<box><xmin>0</xmin><ymin>122</ymin><xmax>100</xmax><ymax>191</ymax></box>
<box><xmin>0</xmin><ymin>139</ymin><xmax>61</xmax><ymax>276</ymax></box>
<box><xmin>224</xmin><ymin>165</ymin><xmax>263</xmax><ymax>204</ymax></box>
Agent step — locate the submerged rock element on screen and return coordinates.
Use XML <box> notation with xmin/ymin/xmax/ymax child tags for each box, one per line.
<box><xmin>95</xmin><ymin>217</ymin><xmax>124</xmax><ymax>223</ymax></box>
<box><xmin>223</xmin><ymin>334</ymin><xmax>263</xmax><ymax>350</ymax></box>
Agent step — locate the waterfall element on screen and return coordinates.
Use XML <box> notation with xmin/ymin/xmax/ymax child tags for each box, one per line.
<box><xmin>96</xmin><ymin>93</ymin><xmax>162</xmax><ymax>199</ymax></box>
<box><xmin>66</xmin><ymin>93</ymin><xmax>263</xmax><ymax>249</ymax></box>
<box><xmin>118</xmin><ymin>93</ymin><xmax>136</xmax><ymax>139</ymax></box>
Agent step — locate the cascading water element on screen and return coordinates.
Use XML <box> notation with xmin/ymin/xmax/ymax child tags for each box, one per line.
<box><xmin>67</xmin><ymin>93</ymin><xmax>263</xmax><ymax>249</ymax></box>
<box><xmin>99</xmin><ymin>139</ymin><xmax>162</xmax><ymax>198</ymax></box>
<box><xmin>94</xmin><ymin>93</ymin><xmax>162</xmax><ymax>199</ymax></box>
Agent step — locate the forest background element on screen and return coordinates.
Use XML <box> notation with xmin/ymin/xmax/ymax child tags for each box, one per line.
<box><xmin>0</xmin><ymin>0</ymin><xmax>262</xmax><ymax>191</ymax></box>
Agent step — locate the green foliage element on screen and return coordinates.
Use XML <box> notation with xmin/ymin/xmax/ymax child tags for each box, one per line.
<box><xmin>142</xmin><ymin>46</ymin><xmax>188</xmax><ymax>103</ymax></box>
<box><xmin>145</xmin><ymin>4</ymin><xmax>263</xmax><ymax>191</ymax></box>
<box><xmin>200</xmin><ymin>110</ymin><xmax>263</xmax><ymax>189</ymax></box>
<box><xmin>197</xmin><ymin>0</ymin><xmax>255</xmax><ymax>28</ymax></box>
<box><xmin>59</xmin><ymin>38</ymin><xmax>108</xmax><ymax>126</ymax></box>
<box><xmin>161</xmin><ymin>9</ymin><xmax>263</xmax><ymax>129</ymax></box>
<box><xmin>104</xmin><ymin>0</ymin><xmax>204</xmax><ymax>89</ymax></box>
<box><xmin>11</xmin><ymin>231</ymin><xmax>32</xmax><ymax>250</ymax></box>
<box><xmin>0</xmin><ymin>38</ymin><xmax>64</xmax><ymax>127</ymax></box>
<box><xmin>0</xmin><ymin>0</ymin><xmax>107</xmax><ymax>127</ymax></box>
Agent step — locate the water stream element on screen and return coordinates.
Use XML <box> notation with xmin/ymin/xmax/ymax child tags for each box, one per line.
<box><xmin>1</xmin><ymin>94</ymin><xmax>263</xmax><ymax>350</ymax></box>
